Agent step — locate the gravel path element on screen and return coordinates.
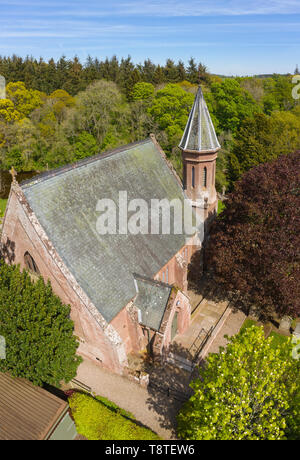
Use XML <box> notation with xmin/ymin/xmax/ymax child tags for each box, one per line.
<box><xmin>207</xmin><ymin>309</ymin><xmax>246</xmax><ymax>354</ymax></box>
<box><xmin>75</xmin><ymin>359</ymin><xmax>180</xmax><ymax>440</ymax></box>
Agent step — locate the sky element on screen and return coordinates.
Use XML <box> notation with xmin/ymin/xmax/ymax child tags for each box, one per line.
<box><xmin>0</xmin><ymin>0</ymin><xmax>300</xmax><ymax>75</ymax></box>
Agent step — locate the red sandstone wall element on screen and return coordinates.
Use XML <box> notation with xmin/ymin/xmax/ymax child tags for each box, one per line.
<box><xmin>154</xmin><ymin>239</ymin><xmax>197</xmax><ymax>292</ymax></box>
<box><xmin>1</xmin><ymin>188</ymin><xmax>125</xmax><ymax>374</ymax></box>
<box><xmin>152</xmin><ymin>289</ymin><xmax>191</xmax><ymax>356</ymax></box>
<box><xmin>182</xmin><ymin>150</ymin><xmax>218</xmax><ymax>205</ymax></box>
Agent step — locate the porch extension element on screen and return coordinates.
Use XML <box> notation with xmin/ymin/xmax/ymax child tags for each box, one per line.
<box><xmin>168</xmin><ymin>291</ymin><xmax>231</xmax><ymax>370</ymax></box>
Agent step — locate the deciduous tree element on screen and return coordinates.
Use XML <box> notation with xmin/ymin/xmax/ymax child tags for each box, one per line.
<box><xmin>177</xmin><ymin>326</ymin><xmax>300</xmax><ymax>440</ymax></box>
<box><xmin>205</xmin><ymin>151</ymin><xmax>300</xmax><ymax>319</ymax></box>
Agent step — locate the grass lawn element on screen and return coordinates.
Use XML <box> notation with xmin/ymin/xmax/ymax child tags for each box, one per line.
<box><xmin>240</xmin><ymin>319</ymin><xmax>258</xmax><ymax>332</ymax></box>
<box><xmin>218</xmin><ymin>200</ymin><xmax>225</xmax><ymax>214</ymax></box>
<box><xmin>241</xmin><ymin>318</ymin><xmax>290</xmax><ymax>349</ymax></box>
<box><xmin>0</xmin><ymin>199</ymin><xmax>7</xmax><ymax>218</ymax></box>
<box><xmin>269</xmin><ymin>331</ymin><xmax>290</xmax><ymax>348</ymax></box>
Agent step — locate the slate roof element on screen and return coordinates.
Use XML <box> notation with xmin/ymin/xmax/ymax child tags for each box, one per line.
<box><xmin>179</xmin><ymin>86</ymin><xmax>220</xmax><ymax>152</ymax></box>
<box><xmin>0</xmin><ymin>373</ymin><xmax>67</xmax><ymax>440</ymax></box>
<box><xmin>21</xmin><ymin>139</ymin><xmax>191</xmax><ymax>325</ymax></box>
<box><xmin>133</xmin><ymin>274</ymin><xmax>172</xmax><ymax>331</ymax></box>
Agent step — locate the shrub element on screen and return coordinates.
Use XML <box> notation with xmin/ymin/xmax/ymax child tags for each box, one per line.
<box><xmin>69</xmin><ymin>392</ymin><xmax>161</xmax><ymax>440</ymax></box>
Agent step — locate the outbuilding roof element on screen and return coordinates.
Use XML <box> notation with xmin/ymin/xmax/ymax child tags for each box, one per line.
<box><xmin>0</xmin><ymin>373</ymin><xmax>68</xmax><ymax>440</ymax></box>
<box><xmin>21</xmin><ymin>138</ymin><xmax>191</xmax><ymax>324</ymax></box>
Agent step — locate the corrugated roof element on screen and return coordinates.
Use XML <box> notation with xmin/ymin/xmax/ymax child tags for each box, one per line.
<box><xmin>133</xmin><ymin>275</ymin><xmax>172</xmax><ymax>331</ymax></box>
<box><xmin>0</xmin><ymin>373</ymin><xmax>67</xmax><ymax>440</ymax></box>
<box><xmin>179</xmin><ymin>86</ymin><xmax>220</xmax><ymax>152</ymax></box>
<box><xmin>22</xmin><ymin>139</ymin><xmax>190</xmax><ymax>324</ymax></box>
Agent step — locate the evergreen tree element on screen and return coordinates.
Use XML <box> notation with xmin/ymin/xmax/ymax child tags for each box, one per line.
<box><xmin>187</xmin><ymin>57</ymin><xmax>199</xmax><ymax>84</ymax></box>
<box><xmin>0</xmin><ymin>262</ymin><xmax>82</xmax><ymax>387</ymax></box>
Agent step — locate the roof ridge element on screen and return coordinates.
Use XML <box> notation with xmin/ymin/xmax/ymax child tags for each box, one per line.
<box><xmin>133</xmin><ymin>273</ymin><xmax>173</xmax><ymax>290</ymax></box>
<box><xmin>21</xmin><ymin>138</ymin><xmax>151</xmax><ymax>189</ymax></box>
<box><xmin>149</xmin><ymin>133</ymin><xmax>183</xmax><ymax>188</ymax></box>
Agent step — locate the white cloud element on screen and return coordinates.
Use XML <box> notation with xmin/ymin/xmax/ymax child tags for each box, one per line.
<box><xmin>2</xmin><ymin>0</ymin><xmax>300</xmax><ymax>18</ymax></box>
<box><xmin>117</xmin><ymin>0</ymin><xmax>300</xmax><ymax>17</ymax></box>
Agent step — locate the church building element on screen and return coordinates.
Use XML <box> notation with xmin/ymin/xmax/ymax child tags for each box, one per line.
<box><xmin>1</xmin><ymin>87</ymin><xmax>220</xmax><ymax>375</ymax></box>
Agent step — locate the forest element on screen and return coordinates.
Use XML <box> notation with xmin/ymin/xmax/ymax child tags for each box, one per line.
<box><xmin>0</xmin><ymin>55</ymin><xmax>299</xmax><ymax>192</ymax></box>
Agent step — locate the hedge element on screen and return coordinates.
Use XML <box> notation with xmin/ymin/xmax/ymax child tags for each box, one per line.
<box><xmin>69</xmin><ymin>392</ymin><xmax>161</xmax><ymax>440</ymax></box>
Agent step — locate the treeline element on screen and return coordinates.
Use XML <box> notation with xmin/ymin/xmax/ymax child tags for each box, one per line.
<box><xmin>0</xmin><ymin>55</ymin><xmax>209</xmax><ymax>97</ymax></box>
<box><xmin>0</xmin><ymin>67</ymin><xmax>299</xmax><ymax>193</ymax></box>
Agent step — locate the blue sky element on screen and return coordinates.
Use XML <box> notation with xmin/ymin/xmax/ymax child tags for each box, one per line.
<box><xmin>0</xmin><ymin>0</ymin><xmax>300</xmax><ymax>75</ymax></box>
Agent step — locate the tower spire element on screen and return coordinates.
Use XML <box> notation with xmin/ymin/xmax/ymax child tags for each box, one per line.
<box><xmin>179</xmin><ymin>86</ymin><xmax>220</xmax><ymax>153</ymax></box>
<box><xmin>179</xmin><ymin>86</ymin><xmax>220</xmax><ymax>224</ymax></box>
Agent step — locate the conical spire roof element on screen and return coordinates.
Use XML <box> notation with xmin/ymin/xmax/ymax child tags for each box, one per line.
<box><xmin>179</xmin><ymin>86</ymin><xmax>220</xmax><ymax>152</ymax></box>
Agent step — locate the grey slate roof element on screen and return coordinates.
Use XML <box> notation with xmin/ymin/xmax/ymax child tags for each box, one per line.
<box><xmin>133</xmin><ymin>275</ymin><xmax>172</xmax><ymax>331</ymax></box>
<box><xmin>179</xmin><ymin>86</ymin><xmax>220</xmax><ymax>152</ymax></box>
<box><xmin>21</xmin><ymin>139</ymin><xmax>190</xmax><ymax>324</ymax></box>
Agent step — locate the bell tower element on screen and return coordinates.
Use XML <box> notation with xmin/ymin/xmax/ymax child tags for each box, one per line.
<box><xmin>179</xmin><ymin>86</ymin><xmax>220</xmax><ymax>224</ymax></box>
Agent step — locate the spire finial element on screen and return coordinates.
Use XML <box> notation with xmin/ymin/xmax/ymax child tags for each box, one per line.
<box><xmin>9</xmin><ymin>167</ymin><xmax>18</xmax><ymax>184</ymax></box>
<box><xmin>179</xmin><ymin>85</ymin><xmax>220</xmax><ymax>153</ymax></box>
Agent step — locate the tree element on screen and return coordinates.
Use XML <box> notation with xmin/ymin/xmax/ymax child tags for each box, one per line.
<box><xmin>6</xmin><ymin>81</ymin><xmax>45</xmax><ymax>118</ymax></box>
<box><xmin>263</xmin><ymin>75</ymin><xmax>299</xmax><ymax>113</ymax></box>
<box><xmin>228</xmin><ymin>111</ymin><xmax>300</xmax><ymax>186</ymax></box>
<box><xmin>68</xmin><ymin>80</ymin><xmax>125</xmax><ymax>146</ymax></box>
<box><xmin>177</xmin><ymin>326</ymin><xmax>300</xmax><ymax>440</ymax></box>
<box><xmin>0</xmin><ymin>99</ymin><xmax>21</xmax><ymax>123</ymax></box>
<box><xmin>205</xmin><ymin>151</ymin><xmax>300</xmax><ymax>319</ymax></box>
<box><xmin>148</xmin><ymin>83</ymin><xmax>194</xmax><ymax>151</ymax></box>
<box><xmin>164</xmin><ymin>59</ymin><xmax>180</xmax><ymax>83</ymax></box>
<box><xmin>49</xmin><ymin>89</ymin><xmax>76</xmax><ymax>123</ymax></box>
<box><xmin>198</xmin><ymin>62</ymin><xmax>209</xmax><ymax>84</ymax></box>
<box><xmin>0</xmin><ymin>262</ymin><xmax>82</xmax><ymax>387</ymax></box>
<box><xmin>72</xmin><ymin>132</ymin><xmax>99</xmax><ymax>161</ymax></box>
<box><xmin>187</xmin><ymin>58</ymin><xmax>199</xmax><ymax>84</ymax></box>
<box><xmin>206</xmin><ymin>78</ymin><xmax>261</xmax><ymax>136</ymax></box>
<box><xmin>131</xmin><ymin>82</ymin><xmax>154</xmax><ymax>102</ymax></box>
<box><xmin>3</xmin><ymin>118</ymin><xmax>41</xmax><ymax>170</ymax></box>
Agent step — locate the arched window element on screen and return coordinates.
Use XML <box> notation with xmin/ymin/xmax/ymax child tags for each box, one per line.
<box><xmin>212</xmin><ymin>162</ymin><xmax>215</xmax><ymax>185</ymax></box>
<box><xmin>192</xmin><ymin>166</ymin><xmax>195</xmax><ymax>188</ymax></box>
<box><xmin>203</xmin><ymin>167</ymin><xmax>207</xmax><ymax>188</ymax></box>
<box><xmin>24</xmin><ymin>252</ymin><xmax>40</xmax><ymax>275</ymax></box>
<box><xmin>166</xmin><ymin>267</ymin><xmax>169</xmax><ymax>284</ymax></box>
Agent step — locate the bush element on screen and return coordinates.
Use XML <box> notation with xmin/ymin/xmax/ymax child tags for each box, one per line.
<box><xmin>69</xmin><ymin>392</ymin><xmax>160</xmax><ymax>440</ymax></box>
